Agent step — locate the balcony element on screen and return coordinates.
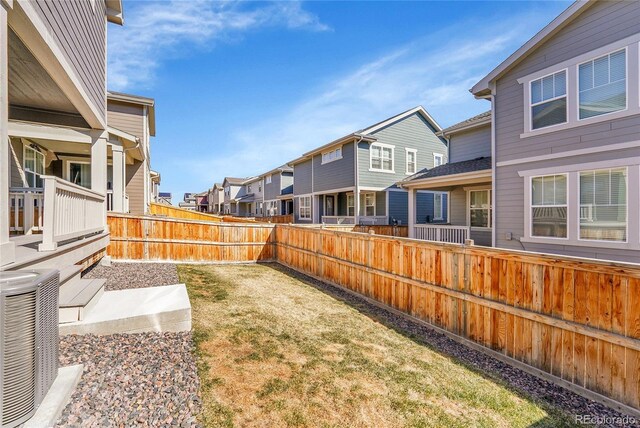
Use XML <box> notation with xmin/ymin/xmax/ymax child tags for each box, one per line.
<box><xmin>413</xmin><ymin>224</ymin><xmax>470</xmax><ymax>244</ymax></box>
<box><xmin>322</xmin><ymin>216</ymin><xmax>389</xmax><ymax>225</ymax></box>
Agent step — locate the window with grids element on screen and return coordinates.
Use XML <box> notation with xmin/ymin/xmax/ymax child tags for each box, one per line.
<box><xmin>364</xmin><ymin>193</ymin><xmax>375</xmax><ymax>216</ymax></box>
<box><xmin>24</xmin><ymin>146</ymin><xmax>45</xmax><ymax>188</ymax></box>
<box><xmin>434</xmin><ymin>153</ymin><xmax>443</xmax><ymax>167</ymax></box>
<box><xmin>434</xmin><ymin>193</ymin><xmax>443</xmax><ymax>220</ymax></box>
<box><xmin>347</xmin><ymin>194</ymin><xmax>355</xmax><ymax>216</ymax></box>
<box><xmin>579</xmin><ymin>168</ymin><xmax>627</xmax><ymax>242</ymax></box>
<box><xmin>531</xmin><ymin>174</ymin><xmax>567</xmax><ymax>238</ymax></box>
<box><xmin>299</xmin><ymin>196</ymin><xmax>311</xmax><ymax>219</ymax></box>
<box><xmin>579</xmin><ymin>49</ymin><xmax>626</xmax><ymax>119</ymax></box>
<box><xmin>469</xmin><ymin>190</ymin><xmax>491</xmax><ymax>228</ymax></box>
<box><xmin>530</xmin><ymin>70</ymin><xmax>567</xmax><ymax>130</ymax></box>
<box><xmin>406</xmin><ymin>150</ymin><xmax>417</xmax><ymax>174</ymax></box>
<box><xmin>322</xmin><ymin>147</ymin><xmax>342</xmax><ymax>164</ymax></box>
<box><xmin>370</xmin><ymin>144</ymin><xmax>393</xmax><ymax>172</ymax></box>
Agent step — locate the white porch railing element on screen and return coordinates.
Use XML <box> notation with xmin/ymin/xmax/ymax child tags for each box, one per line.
<box><xmin>39</xmin><ymin>176</ymin><xmax>106</xmax><ymax>251</ymax></box>
<box><xmin>124</xmin><ymin>194</ymin><xmax>129</xmax><ymax>213</ymax></box>
<box><xmin>414</xmin><ymin>224</ymin><xmax>469</xmax><ymax>244</ymax></box>
<box><xmin>9</xmin><ymin>187</ymin><xmax>44</xmax><ymax>234</ymax></box>
<box><xmin>322</xmin><ymin>216</ymin><xmax>389</xmax><ymax>225</ymax></box>
<box><xmin>107</xmin><ymin>190</ymin><xmax>130</xmax><ymax>213</ymax></box>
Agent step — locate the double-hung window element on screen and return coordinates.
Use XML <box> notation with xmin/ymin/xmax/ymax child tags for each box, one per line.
<box><xmin>530</xmin><ymin>70</ymin><xmax>567</xmax><ymax>130</ymax></box>
<box><xmin>433</xmin><ymin>153</ymin><xmax>444</xmax><ymax>167</ymax></box>
<box><xmin>23</xmin><ymin>146</ymin><xmax>45</xmax><ymax>187</ymax></box>
<box><xmin>579</xmin><ymin>168</ymin><xmax>627</xmax><ymax>242</ymax></box>
<box><xmin>299</xmin><ymin>196</ymin><xmax>311</xmax><ymax>219</ymax></box>
<box><xmin>433</xmin><ymin>193</ymin><xmax>443</xmax><ymax>221</ymax></box>
<box><xmin>531</xmin><ymin>174</ymin><xmax>567</xmax><ymax>238</ymax></box>
<box><xmin>266</xmin><ymin>175</ymin><xmax>272</xmax><ymax>184</ymax></box>
<box><xmin>578</xmin><ymin>49</ymin><xmax>626</xmax><ymax>119</ymax></box>
<box><xmin>364</xmin><ymin>193</ymin><xmax>375</xmax><ymax>216</ymax></box>
<box><xmin>347</xmin><ymin>194</ymin><xmax>355</xmax><ymax>217</ymax></box>
<box><xmin>370</xmin><ymin>144</ymin><xmax>394</xmax><ymax>172</ymax></box>
<box><xmin>469</xmin><ymin>190</ymin><xmax>491</xmax><ymax>228</ymax></box>
<box><xmin>406</xmin><ymin>149</ymin><xmax>417</xmax><ymax>174</ymax></box>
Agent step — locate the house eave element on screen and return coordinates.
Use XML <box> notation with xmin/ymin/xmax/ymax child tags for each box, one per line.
<box><xmin>436</xmin><ymin>117</ymin><xmax>491</xmax><ymax>138</ymax></box>
<box><xmin>399</xmin><ymin>169</ymin><xmax>492</xmax><ymax>189</ymax></box>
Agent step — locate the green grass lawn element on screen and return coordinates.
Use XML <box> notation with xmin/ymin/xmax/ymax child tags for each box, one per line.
<box><xmin>179</xmin><ymin>263</ymin><xmax>578</xmax><ymax>428</ymax></box>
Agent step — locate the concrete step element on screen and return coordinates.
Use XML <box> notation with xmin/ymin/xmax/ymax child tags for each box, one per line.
<box><xmin>59</xmin><ymin>278</ymin><xmax>106</xmax><ymax>323</ymax></box>
<box><xmin>59</xmin><ymin>284</ymin><xmax>192</xmax><ymax>335</ymax></box>
<box><xmin>59</xmin><ymin>264</ymin><xmax>83</xmax><ymax>286</ymax></box>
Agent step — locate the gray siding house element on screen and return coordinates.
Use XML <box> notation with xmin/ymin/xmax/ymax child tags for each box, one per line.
<box><xmin>471</xmin><ymin>0</ymin><xmax>640</xmax><ymax>263</ymax></box>
<box><xmin>222</xmin><ymin>177</ymin><xmax>248</xmax><ymax>215</ymax></box>
<box><xmin>208</xmin><ymin>183</ymin><xmax>224</xmax><ymax>214</ymax></box>
<box><xmin>241</xmin><ymin>176</ymin><xmax>265</xmax><ymax>217</ymax></box>
<box><xmin>260</xmin><ymin>165</ymin><xmax>294</xmax><ymax>216</ymax></box>
<box><xmin>400</xmin><ymin>111</ymin><xmax>492</xmax><ymax>245</ymax></box>
<box><xmin>291</xmin><ymin>106</ymin><xmax>449</xmax><ymax>225</ymax></box>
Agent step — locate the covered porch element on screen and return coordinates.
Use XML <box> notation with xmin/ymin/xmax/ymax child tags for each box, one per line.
<box><xmin>318</xmin><ymin>189</ymin><xmax>388</xmax><ymax>225</ymax></box>
<box><xmin>401</xmin><ymin>158</ymin><xmax>492</xmax><ymax>245</ymax></box>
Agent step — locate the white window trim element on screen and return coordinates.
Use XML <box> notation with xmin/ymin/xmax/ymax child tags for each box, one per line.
<box><xmin>321</xmin><ymin>146</ymin><xmax>343</xmax><ymax>165</ymax></box>
<box><xmin>467</xmin><ymin>188</ymin><xmax>492</xmax><ymax>230</ymax></box>
<box><xmin>266</xmin><ymin>175</ymin><xmax>272</xmax><ymax>184</ymax></box>
<box><xmin>369</xmin><ymin>143</ymin><xmax>395</xmax><ymax>173</ymax></box>
<box><xmin>346</xmin><ymin>193</ymin><xmax>355</xmax><ymax>217</ymax></box>
<box><xmin>405</xmin><ymin>148</ymin><xmax>417</xmax><ymax>175</ymax></box>
<box><xmin>363</xmin><ymin>192</ymin><xmax>376</xmax><ymax>216</ymax></box>
<box><xmin>23</xmin><ymin>145</ymin><xmax>45</xmax><ymax>187</ymax></box>
<box><xmin>433</xmin><ymin>153</ymin><xmax>444</xmax><ymax>168</ymax></box>
<box><xmin>519</xmin><ymin>161</ymin><xmax>640</xmax><ymax>250</ymax></box>
<box><xmin>517</xmin><ymin>35</ymin><xmax>640</xmax><ymax>139</ymax></box>
<box><xmin>65</xmin><ymin>159</ymin><xmax>91</xmax><ymax>186</ymax></box>
<box><xmin>299</xmin><ymin>195</ymin><xmax>311</xmax><ymax>220</ymax></box>
<box><xmin>528</xmin><ymin>69</ymin><xmax>569</xmax><ymax>132</ymax></box>
<box><xmin>528</xmin><ymin>173</ymin><xmax>569</xmax><ymax>241</ymax></box>
<box><xmin>433</xmin><ymin>192</ymin><xmax>444</xmax><ymax>221</ymax></box>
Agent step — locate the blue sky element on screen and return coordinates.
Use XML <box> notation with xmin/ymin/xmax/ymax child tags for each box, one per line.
<box><xmin>107</xmin><ymin>0</ymin><xmax>571</xmax><ymax>201</ymax></box>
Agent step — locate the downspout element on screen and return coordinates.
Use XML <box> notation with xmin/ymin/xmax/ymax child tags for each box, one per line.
<box><xmin>353</xmin><ymin>134</ymin><xmax>365</xmax><ymax>225</ymax></box>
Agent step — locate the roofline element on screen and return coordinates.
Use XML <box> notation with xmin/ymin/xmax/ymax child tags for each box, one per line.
<box><xmin>471</xmin><ymin>0</ymin><xmax>593</xmax><ymax>95</ymax></box>
<box><xmin>107</xmin><ymin>90</ymin><xmax>156</xmax><ymax>136</ymax></box>
<box><xmin>258</xmin><ymin>165</ymin><xmax>294</xmax><ymax>178</ymax></box>
<box><xmin>105</xmin><ymin>0</ymin><xmax>123</xmax><ymax>25</ymax></box>
<box><xmin>288</xmin><ymin>133</ymin><xmax>377</xmax><ymax>166</ymax></box>
<box><xmin>436</xmin><ymin>116</ymin><xmax>492</xmax><ymax>138</ymax></box>
<box><xmin>107</xmin><ymin>125</ymin><xmax>138</xmax><ymax>144</ymax></box>
<box><xmin>360</xmin><ymin>105</ymin><xmax>443</xmax><ymax>134</ymax></box>
<box><xmin>399</xmin><ymin>169</ymin><xmax>492</xmax><ymax>189</ymax></box>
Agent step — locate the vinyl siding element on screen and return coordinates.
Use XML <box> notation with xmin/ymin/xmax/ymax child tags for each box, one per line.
<box><xmin>293</xmin><ymin>160</ymin><xmax>312</xmax><ymax>195</ymax></box>
<box><xmin>31</xmin><ymin>0</ymin><xmax>107</xmax><ymax>123</ymax></box>
<box><xmin>492</xmin><ymin>0</ymin><xmax>640</xmax><ymax>262</ymax></box>
<box><xmin>312</xmin><ymin>142</ymin><xmax>355</xmax><ymax>192</ymax></box>
<box><xmin>388</xmin><ymin>190</ymin><xmax>408</xmax><ymax>225</ymax></box>
<box><xmin>294</xmin><ymin>196</ymin><xmax>313</xmax><ymax>223</ymax></box>
<box><xmin>416</xmin><ymin>192</ymin><xmax>448</xmax><ymax>224</ymax></box>
<box><xmin>470</xmin><ymin>230</ymin><xmax>492</xmax><ymax>247</ymax></box>
<box><xmin>448</xmin><ymin>187</ymin><xmax>467</xmax><ymax>226</ymax></box>
<box><xmin>281</xmin><ymin>172</ymin><xmax>294</xmax><ymax>194</ymax></box>
<box><xmin>9</xmin><ymin>138</ymin><xmax>25</xmax><ymax>187</ymax></box>
<box><xmin>107</xmin><ymin>101</ymin><xmax>144</xmax><ymax>138</ymax></box>
<box><xmin>125</xmin><ymin>160</ymin><xmax>145</xmax><ymax>214</ymax></box>
<box><xmin>263</xmin><ymin>174</ymin><xmax>281</xmax><ymax>201</ymax></box>
<box><xmin>358</xmin><ymin>113</ymin><xmax>447</xmax><ymax>189</ymax></box>
<box><xmin>448</xmin><ymin>125</ymin><xmax>491</xmax><ymax>163</ymax></box>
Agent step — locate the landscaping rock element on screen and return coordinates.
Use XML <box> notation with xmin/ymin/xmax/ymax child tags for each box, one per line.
<box><xmin>84</xmin><ymin>262</ymin><xmax>180</xmax><ymax>291</ymax></box>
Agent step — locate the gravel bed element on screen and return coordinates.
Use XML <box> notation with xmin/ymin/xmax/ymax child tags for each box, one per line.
<box><xmin>273</xmin><ymin>264</ymin><xmax>639</xmax><ymax>428</ymax></box>
<box><xmin>56</xmin><ymin>332</ymin><xmax>201</xmax><ymax>427</ymax></box>
<box><xmin>84</xmin><ymin>262</ymin><xmax>179</xmax><ymax>291</ymax></box>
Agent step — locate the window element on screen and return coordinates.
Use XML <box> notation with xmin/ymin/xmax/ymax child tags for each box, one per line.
<box><xmin>370</xmin><ymin>144</ymin><xmax>394</xmax><ymax>172</ymax></box>
<box><xmin>433</xmin><ymin>193</ymin><xmax>443</xmax><ymax>220</ymax></box>
<box><xmin>531</xmin><ymin>174</ymin><xmax>567</xmax><ymax>238</ymax></box>
<box><xmin>259</xmin><ymin>181</ymin><xmax>262</xmax><ymax>193</ymax></box>
<box><xmin>248</xmin><ymin>184</ymin><xmax>252</xmax><ymax>193</ymax></box>
<box><xmin>299</xmin><ymin>196</ymin><xmax>311</xmax><ymax>219</ymax></box>
<box><xmin>406</xmin><ymin>149</ymin><xmax>417</xmax><ymax>174</ymax></box>
<box><xmin>469</xmin><ymin>190</ymin><xmax>491</xmax><ymax>228</ymax></box>
<box><xmin>68</xmin><ymin>161</ymin><xmax>91</xmax><ymax>188</ymax></box>
<box><xmin>225</xmin><ymin>186</ymin><xmax>230</xmax><ymax>196</ymax></box>
<box><xmin>321</xmin><ymin>147</ymin><xmax>342</xmax><ymax>164</ymax></box>
<box><xmin>530</xmin><ymin>70</ymin><xmax>567</xmax><ymax>129</ymax></box>
<box><xmin>364</xmin><ymin>193</ymin><xmax>375</xmax><ymax>216</ymax></box>
<box><xmin>347</xmin><ymin>193</ymin><xmax>355</xmax><ymax>217</ymax></box>
<box><xmin>579</xmin><ymin>49</ymin><xmax>626</xmax><ymax>119</ymax></box>
<box><xmin>579</xmin><ymin>168</ymin><xmax>627</xmax><ymax>242</ymax></box>
<box><xmin>23</xmin><ymin>146</ymin><xmax>44</xmax><ymax>188</ymax></box>
<box><xmin>433</xmin><ymin>153</ymin><xmax>444</xmax><ymax>167</ymax></box>
<box><xmin>266</xmin><ymin>175</ymin><xmax>272</xmax><ymax>184</ymax></box>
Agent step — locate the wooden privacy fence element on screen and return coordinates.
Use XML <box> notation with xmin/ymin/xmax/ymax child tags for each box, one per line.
<box><xmin>275</xmin><ymin>225</ymin><xmax>640</xmax><ymax>415</ymax></box>
<box><xmin>318</xmin><ymin>224</ymin><xmax>408</xmax><ymax>237</ymax></box>
<box><xmin>149</xmin><ymin>203</ymin><xmax>223</xmax><ymax>222</ymax></box>
<box><xmin>107</xmin><ymin>214</ymin><xmax>274</xmax><ymax>262</ymax></box>
<box><xmin>254</xmin><ymin>214</ymin><xmax>294</xmax><ymax>224</ymax></box>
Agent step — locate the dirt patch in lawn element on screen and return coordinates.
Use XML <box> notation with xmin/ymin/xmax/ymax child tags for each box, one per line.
<box><xmin>180</xmin><ymin>263</ymin><xmax>578</xmax><ymax>428</ymax></box>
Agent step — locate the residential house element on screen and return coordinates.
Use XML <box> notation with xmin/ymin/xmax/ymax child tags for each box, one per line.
<box><xmin>290</xmin><ymin>106</ymin><xmax>448</xmax><ymax>225</ymax></box>
<box><xmin>107</xmin><ymin>91</ymin><xmax>156</xmax><ymax>215</ymax></box>
<box><xmin>400</xmin><ymin>111</ymin><xmax>492</xmax><ymax>245</ymax></box>
<box><xmin>194</xmin><ymin>191</ymin><xmax>208</xmax><ymax>212</ymax></box>
<box><xmin>150</xmin><ymin>170</ymin><xmax>161</xmax><ymax>203</ymax></box>
<box><xmin>1</xmin><ymin>0</ymin><xmax>124</xmax><ymax>320</ymax></box>
<box><xmin>222</xmin><ymin>177</ymin><xmax>248</xmax><ymax>215</ymax></box>
<box><xmin>157</xmin><ymin>192</ymin><xmax>172</xmax><ymax>205</ymax></box>
<box><xmin>240</xmin><ymin>176</ymin><xmax>264</xmax><ymax>217</ymax></box>
<box><xmin>179</xmin><ymin>192</ymin><xmax>196</xmax><ymax>210</ymax></box>
<box><xmin>260</xmin><ymin>164</ymin><xmax>294</xmax><ymax>216</ymax></box>
<box><xmin>471</xmin><ymin>0</ymin><xmax>640</xmax><ymax>263</ymax></box>
<box><xmin>208</xmin><ymin>183</ymin><xmax>224</xmax><ymax>214</ymax></box>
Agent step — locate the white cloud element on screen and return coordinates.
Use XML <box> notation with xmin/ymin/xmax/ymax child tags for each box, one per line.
<box><xmin>108</xmin><ymin>0</ymin><xmax>329</xmax><ymax>90</ymax></box>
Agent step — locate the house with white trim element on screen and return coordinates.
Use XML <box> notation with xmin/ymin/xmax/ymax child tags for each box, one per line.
<box><xmin>468</xmin><ymin>0</ymin><xmax>639</xmax><ymax>263</ymax></box>
<box><xmin>260</xmin><ymin>164</ymin><xmax>294</xmax><ymax>217</ymax></box>
<box><xmin>290</xmin><ymin>106</ymin><xmax>449</xmax><ymax>225</ymax></box>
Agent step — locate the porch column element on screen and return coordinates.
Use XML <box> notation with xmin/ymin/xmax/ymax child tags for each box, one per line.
<box><xmin>354</xmin><ymin>191</ymin><xmax>360</xmax><ymax>225</ymax></box>
<box><xmin>111</xmin><ymin>143</ymin><xmax>125</xmax><ymax>212</ymax></box>
<box><xmin>0</xmin><ymin>0</ymin><xmax>15</xmax><ymax>265</ymax></box>
<box><xmin>408</xmin><ymin>188</ymin><xmax>416</xmax><ymax>239</ymax></box>
<box><xmin>91</xmin><ymin>131</ymin><xmax>108</xmax><ymax>225</ymax></box>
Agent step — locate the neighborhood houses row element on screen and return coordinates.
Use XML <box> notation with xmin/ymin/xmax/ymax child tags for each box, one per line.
<box><xmin>195</xmin><ymin>0</ymin><xmax>640</xmax><ymax>264</ymax></box>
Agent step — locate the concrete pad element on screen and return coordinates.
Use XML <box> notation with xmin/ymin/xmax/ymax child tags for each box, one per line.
<box><xmin>23</xmin><ymin>364</ymin><xmax>83</xmax><ymax>428</ymax></box>
<box><xmin>59</xmin><ymin>284</ymin><xmax>192</xmax><ymax>335</ymax></box>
